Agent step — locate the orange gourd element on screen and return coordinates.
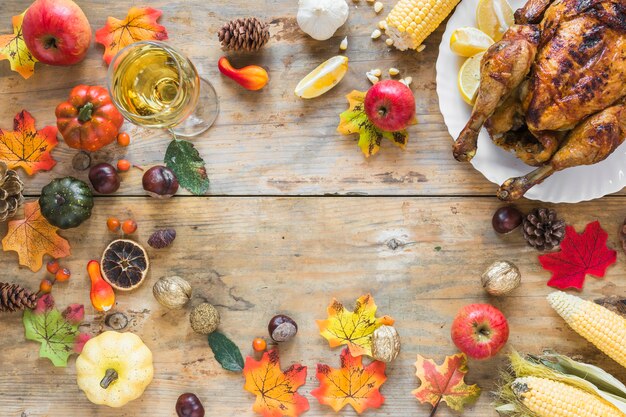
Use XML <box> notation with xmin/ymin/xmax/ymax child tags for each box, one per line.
<box><xmin>218</xmin><ymin>57</ymin><xmax>269</xmax><ymax>91</ymax></box>
<box><xmin>87</xmin><ymin>260</ymin><xmax>115</xmax><ymax>312</ymax></box>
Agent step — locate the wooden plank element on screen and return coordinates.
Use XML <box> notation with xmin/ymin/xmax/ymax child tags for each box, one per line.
<box><xmin>4</xmin><ymin>1</ymin><xmax>617</xmax><ymax>197</ymax></box>
<box><xmin>1</xmin><ymin>196</ymin><xmax>625</xmax><ymax>416</ymax></box>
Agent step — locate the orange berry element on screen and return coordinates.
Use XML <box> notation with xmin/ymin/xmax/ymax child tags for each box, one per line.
<box><xmin>46</xmin><ymin>260</ymin><xmax>60</xmax><ymax>274</ymax></box>
<box><xmin>107</xmin><ymin>217</ymin><xmax>121</xmax><ymax>232</ymax></box>
<box><xmin>122</xmin><ymin>219</ymin><xmax>137</xmax><ymax>234</ymax></box>
<box><xmin>39</xmin><ymin>278</ymin><xmax>53</xmax><ymax>294</ymax></box>
<box><xmin>117</xmin><ymin>132</ymin><xmax>130</xmax><ymax>147</ymax></box>
<box><xmin>55</xmin><ymin>268</ymin><xmax>71</xmax><ymax>282</ymax></box>
<box><xmin>252</xmin><ymin>337</ymin><xmax>267</xmax><ymax>352</ymax></box>
<box><xmin>117</xmin><ymin>159</ymin><xmax>131</xmax><ymax>172</ymax></box>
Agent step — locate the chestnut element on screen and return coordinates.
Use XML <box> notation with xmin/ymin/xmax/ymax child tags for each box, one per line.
<box><xmin>176</xmin><ymin>393</ymin><xmax>205</xmax><ymax>417</ymax></box>
<box><xmin>88</xmin><ymin>163</ymin><xmax>120</xmax><ymax>194</ymax></box>
<box><xmin>268</xmin><ymin>314</ymin><xmax>298</xmax><ymax>342</ymax></box>
<box><xmin>143</xmin><ymin>165</ymin><xmax>179</xmax><ymax>198</ymax></box>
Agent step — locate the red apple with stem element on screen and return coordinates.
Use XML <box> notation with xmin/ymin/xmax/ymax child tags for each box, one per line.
<box><xmin>22</xmin><ymin>0</ymin><xmax>91</xmax><ymax>66</ymax></box>
<box><xmin>451</xmin><ymin>303</ymin><xmax>509</xmax><ymax>360</ymax></box>
<box><xmin>364</xmin><ymin>80</ymin><xmax>416</xmax><ymax>132</ymax></box>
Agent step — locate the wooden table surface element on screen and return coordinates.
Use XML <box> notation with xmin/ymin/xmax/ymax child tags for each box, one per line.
<box><xmin>1</xmin><ymin>1</ymin><xmax>625</xmax><ymax>417</ymax></box>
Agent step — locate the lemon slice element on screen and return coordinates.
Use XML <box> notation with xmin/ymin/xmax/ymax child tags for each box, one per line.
<box><xmin>476</xmin><ymin>0</ymin><xmax>514</xmax><ymax>41</ymax></box>
<box><xmin>450</xmin><ymin>27</ymin><xmax>494</xmax><ymax>57</ymax></box>
<box><xmin>458</xmin><ymin>52</ymin><xmax>485</xmax><ymax>105</ymax></box>
<box><xmin>295</xmin><ymin>56</ymin><xmax>349</xmax><ymax>99</ymax></box>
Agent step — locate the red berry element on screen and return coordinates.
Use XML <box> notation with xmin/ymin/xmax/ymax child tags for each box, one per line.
<box><xmin>117</xmin><ymin>132</ymin><xmax>131</xmax><ymax>147</ymax></box>
<box><xmin>117</xmin><ymin>159</ymin><xmax>131</xmax><ymax>172</ymax></box>
<box><xmin>39</xmin><ymin>278</ymin><xmax>53</xmax><ymax>294</ymax></box>
<box><xmin>107</xmin><ymin>217</ymin><xmax>121</xmax><ymax>232</ymax></box>
<box><xmin>46</xmin><ymin>260</ymin><xmax>60</xmax><ymax>274</ymax></box>
<box><xmin>55</xmin><ymin>268</ymin><xmax>71</xmax><ymax>282</ymax></box>
<box><xmin>122</xmin><ymin>219</ymin><xmax>137</xmax><ymax>234</ymax></box>
<box><xmin>252</xmin><ymin>337</ymin><xmax>267</xmax><ymax>352</ymax></box>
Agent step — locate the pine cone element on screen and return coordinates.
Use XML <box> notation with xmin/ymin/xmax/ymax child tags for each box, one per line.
<box><xmin>0</xmin><ymin>162</ymin><xmax>24</xmax><ymax>222</ymax></box>
<box><xmin>522</xmin><ymin>208</ymin><xmax>566</xmax><ymax>251</ymax></box>
<box><xmin>0</xmin><ymin>282</ymin><xmax>37</xmax><ymax>312</ymax></box>
<box><xmin>217</xmin><ymin>17</ymin><xmax>270</xmax><ymax>52</ymax></box>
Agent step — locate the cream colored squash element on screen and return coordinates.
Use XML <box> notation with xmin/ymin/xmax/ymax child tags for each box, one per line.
<box><xmin>297</xmin><ymin>0</ymin><xmax>349</xmax><ymax>41</ymax></box>
<box><xmin>76</xmin><ymin>331</ymin><xmax>154</xmax><ymax>407</ymax></box>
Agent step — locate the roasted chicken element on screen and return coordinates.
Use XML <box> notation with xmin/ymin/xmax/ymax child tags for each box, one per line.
<box><xmin>453</xmin><ymin>0</ymin><xmax>626</xmax><ymax>200</ymax></box>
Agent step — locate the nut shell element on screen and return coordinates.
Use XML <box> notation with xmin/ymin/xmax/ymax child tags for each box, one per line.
<box><xmin>190</xmin><ymin>303</ymin><xmax>220</xmax><ymax>335</ymax></box>
<box><xmin>371</xmin><ymin>325</ymin><xmax>401</xmax><ymax>363</ymax></box>
<box><xmin>153</xmin><ymin>276</ymin><xmax>192</xmax><ymax>309</ymax></box>
<box><xmin>481</xmin><ymin>260</ymin><xmax>521</xmax><ymax>296</ymax></box>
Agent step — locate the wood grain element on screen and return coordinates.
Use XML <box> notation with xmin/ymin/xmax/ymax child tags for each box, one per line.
<box><xmin>3</xmin><ymin>0</ymin><xmax>618</xmax><ymax>198</ymax></box>
<box><xmin>1</xmin><ymin>197</ymin><xmax>625</xmax><ymax>416</ymax></box>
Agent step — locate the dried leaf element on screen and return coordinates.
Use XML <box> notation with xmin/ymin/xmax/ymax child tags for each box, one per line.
<box><xmin>311</xmin><ymin>347</ymin><xmax>387</xmax><ymax>414</ymax></box>
<box><xmin>317</xmin><ymin>294</ymin><xmax>394</xmax><ymax>357</ymax></box>
<box><xmin>165</xmin><ymin>139</ymin><xmax>210</xmax><ymax>195</ymax></box>
<box><xmin>23</xmin><ymin>294</ymin><xmax>84</xmax><ymax>367</ymax></box>
<box><xmin>0</xmin><ymin>11</ymin><xmax>37</xmax><ymax>79</ymax></box>
<box><xmin>337</xmin><ymin>90</ymin><xmax>414</xmax><ymax>157</ymax></box>
<box><xmin>243</xmin><ymin>349</ymin><xmax>309</xmax><ymax>417</ymax></box>
<box><xmin>539</xmin><ymin>221</ymin><xmax>617</xmax><ymax>290</ymax></box>
<box><xmin>95</xmin><ymin>7</ymin><xmax>169</xmax><ymax>64</ymax></box>
<box><xmin>2</xmin><ymin>200</ymin><xmax>71</xmax><ymax>271</ymax></box>
<box><xmin>0</xmin><ymin>110</ymin><xmax>58</xmax><ymax>175</ymax></box>
<box><xmin>208</xmin><ymin>331</ymin><xmax>244</xmax><ymax>372</ymax></box>
<box><xmin>412</xmin><ymin>353</ymin><xmax>481</xmax><ymax>415</ymax></box>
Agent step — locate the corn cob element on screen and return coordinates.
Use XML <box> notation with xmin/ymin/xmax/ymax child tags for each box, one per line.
<box><xmin>548</xmin><ymin>291</ymin><xmax>626</xmax><ymax>368</ymax></box>
<box><xmin>511</xmin><ymin>376</ymin><xmax>625</xmax><ymax>417</ymax></box>
<box><xmin>385</xmin><ymin>0</ymin><xmax>461</xmax><ymax>51</ymax></box>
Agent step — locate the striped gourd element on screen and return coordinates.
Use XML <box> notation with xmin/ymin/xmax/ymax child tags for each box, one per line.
<box><xmin>511</xmin><ymin>376</ymin><xmax>625</xmax><ymax>417</ymax></box>
<box><xmin>385</xmin><ymin>0</ymin><xmax>462</xmax><ymax>51</ymax></box>
<box><xmin>548</xmin><ymin>291</ymin><xmax>626</xmax><ymax>369</ymax></box>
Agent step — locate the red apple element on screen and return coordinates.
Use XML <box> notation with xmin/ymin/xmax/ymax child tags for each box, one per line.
<box><xmin>22</xmin><ymin>0</ymin><xmax>91</xmax><ymax>66</ymax></box>
<box><xmin>364</xmin><ymin>80</ymin><xmax>416</xmax><ymax>132</ymax></box>
<box><xmin>451</xmin><ymin>303</ymin><xmax>509</xmax><ymax>360</ymax></box>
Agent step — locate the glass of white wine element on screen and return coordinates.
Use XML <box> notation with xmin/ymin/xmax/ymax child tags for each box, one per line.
<box><xmin>107</xmin><ymin>41</ymin><xmax>218</xmax><ymax>137</ymax></box>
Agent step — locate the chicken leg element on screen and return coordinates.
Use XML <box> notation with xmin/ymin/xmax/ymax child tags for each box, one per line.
<box><xmin>497</xmin><ymin>103</ymin><xmax>626</xmax><ymax>200</ymax></box>
<box><xmin>453</xmin><ymin>24</ymin><xmax>540</xmax><ymax>162</ymax></box>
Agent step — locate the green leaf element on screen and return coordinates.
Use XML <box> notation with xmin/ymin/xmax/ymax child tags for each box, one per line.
<box><xmin>165</xmin><ymin>139</ymin><xmax>210</xmax><ymax>195</ymax></box>
<box><xmin>208</xmin><ymin>331</ymin><xmax>244</xmax><ymax>372</ymax></box>
<box><xmin>23</xmin><ymin>295</ymin><xmax>82</xmax><ymax>367</ymax></box>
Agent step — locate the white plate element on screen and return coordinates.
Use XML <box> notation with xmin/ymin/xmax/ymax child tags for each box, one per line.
<box><xmin>435</xmin><ymin>0</ymin><xmax>626</xmax><ymax>203</ymax></box>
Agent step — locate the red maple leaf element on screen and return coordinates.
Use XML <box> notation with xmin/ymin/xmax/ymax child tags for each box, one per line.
<box><xmin>539</xmin><ymin>221</ymin><xmax>617</xmax><ymax>290</ymax></box>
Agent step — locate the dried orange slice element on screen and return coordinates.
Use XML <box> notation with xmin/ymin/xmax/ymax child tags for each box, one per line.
<box><xmin>101</xmin><ymin>239</ymin><xmax>149</xmax><ymax>291</ymax></box>
<box><xmin>294</xmin><ymin>55</ymin><xmax>349</xmax><ymax>99</ymax></box>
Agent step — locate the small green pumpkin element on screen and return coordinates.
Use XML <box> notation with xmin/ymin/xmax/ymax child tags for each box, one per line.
<box><xmin>39</xmin><ymin>177</ymin><xmax>94</xmax><ymax>229</ymax></box>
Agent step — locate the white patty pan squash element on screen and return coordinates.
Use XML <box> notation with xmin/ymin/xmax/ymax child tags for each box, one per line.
<box><xmin>297</xmin><ymin>0</ymin><xmax>349</xmax><ymax>41</ymax></box>
<box><xmin>76</xmin><ymin>331</ymin><xmax>154</xmax><ymax>407</ymax></box>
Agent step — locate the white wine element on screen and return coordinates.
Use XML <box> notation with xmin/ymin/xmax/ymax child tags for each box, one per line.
<box><xmin>109</xmin><ymin>42</ymin><xmax>200</xmax><ymax>128</ymax></box>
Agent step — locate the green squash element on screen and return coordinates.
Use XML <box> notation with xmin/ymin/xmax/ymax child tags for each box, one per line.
<box><xmin>39</xmin><ymin>177</ymin><xmax>94</xmax><ymax>229</ymax></box>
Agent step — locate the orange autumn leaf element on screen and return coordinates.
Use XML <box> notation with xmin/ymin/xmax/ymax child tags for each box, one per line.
<box><xmin>412</xmin><ymin>353</ymin><xmax>481</xmax><ymax>415</ymax></box>
<box><xmin>311</xmin><ymin>347</ymin><xmax>387</xmax><ymax>414</ymax></box>
<box><xmin>2</xmin><ymin>200</ymin><xmax>71</xmax><ymax>272</ymax></box>
<box><xmin>317</xmin><ymin>294</ymin><xmax>394</xmax><ymax>357</ymax></box>
<box><xmin>95</xmin><ymin>7</ymin><xmax>169</xmax><ymax>64</ymax></box>
<box><xmin>0</xmin><ymin>11</ymin><xmax>38</xmax><ymax>79</ymax></box>
<box><xmin>243</xmin><ymin>349</ymin><xmax>309</xmax><ymax>417</ymax></box>
<box><xmin>0</xmin><ymin>110</ymin><xmax>57</xmax><ymax>175</ymax></box>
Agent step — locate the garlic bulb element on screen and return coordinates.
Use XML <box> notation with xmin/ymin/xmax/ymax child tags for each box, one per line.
<box><xmin>297</xmin><ymin>0</ymin><xmax>349</xmax><ymax>41</ymax></box>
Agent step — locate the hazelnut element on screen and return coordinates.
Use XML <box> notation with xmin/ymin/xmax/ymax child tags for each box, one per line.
<box><xmin>268</xmin><ymin>314</ymin><xmax>298</xmax><ymax>342</ymax></box>
<box><xmin>189</xmin><ymin>303</ymin><xmax>220</xmax><ymax>335</ymax></box>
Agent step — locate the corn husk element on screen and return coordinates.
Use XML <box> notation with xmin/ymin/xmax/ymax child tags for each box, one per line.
<box><xmin>495</xmin><ymin>352</ymin><xmax>626</xmax><ymax>416</ymax></box>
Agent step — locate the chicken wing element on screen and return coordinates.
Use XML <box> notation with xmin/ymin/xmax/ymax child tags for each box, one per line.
<box><xmin>453</xmin><ymin>24</ymin><xmax>540</xmax><ymax>161</ymax></box>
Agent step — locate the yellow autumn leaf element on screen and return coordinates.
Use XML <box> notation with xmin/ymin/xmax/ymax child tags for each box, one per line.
<box><xmin>0</xmin><ymin>11</ymin><xmax>38</xmax><ymax>79</ymax></box>
<box><xmin>316</xmin><ymin>294</ymin><xmax>394</xmax><ymax>357</ymax></box>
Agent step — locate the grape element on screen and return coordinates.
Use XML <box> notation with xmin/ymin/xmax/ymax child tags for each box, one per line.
<box><xmin>176</xmin><ymin>393</ymin><xmax>205</xmax><ymax>417</ymax></box>
<box><xmin>492</xmin><ymin>206</ymin><xmax>523</xmax><ymax>234</ymax></box>
<box><xmin>142</xmin><ymin>165</ymin><xmax>179</xmax><ymax>198</ymax></box>
<box><xmin>88</xmin><ymin>163</ymin><xmax>120</xmax><ymax>194</ymax></box>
